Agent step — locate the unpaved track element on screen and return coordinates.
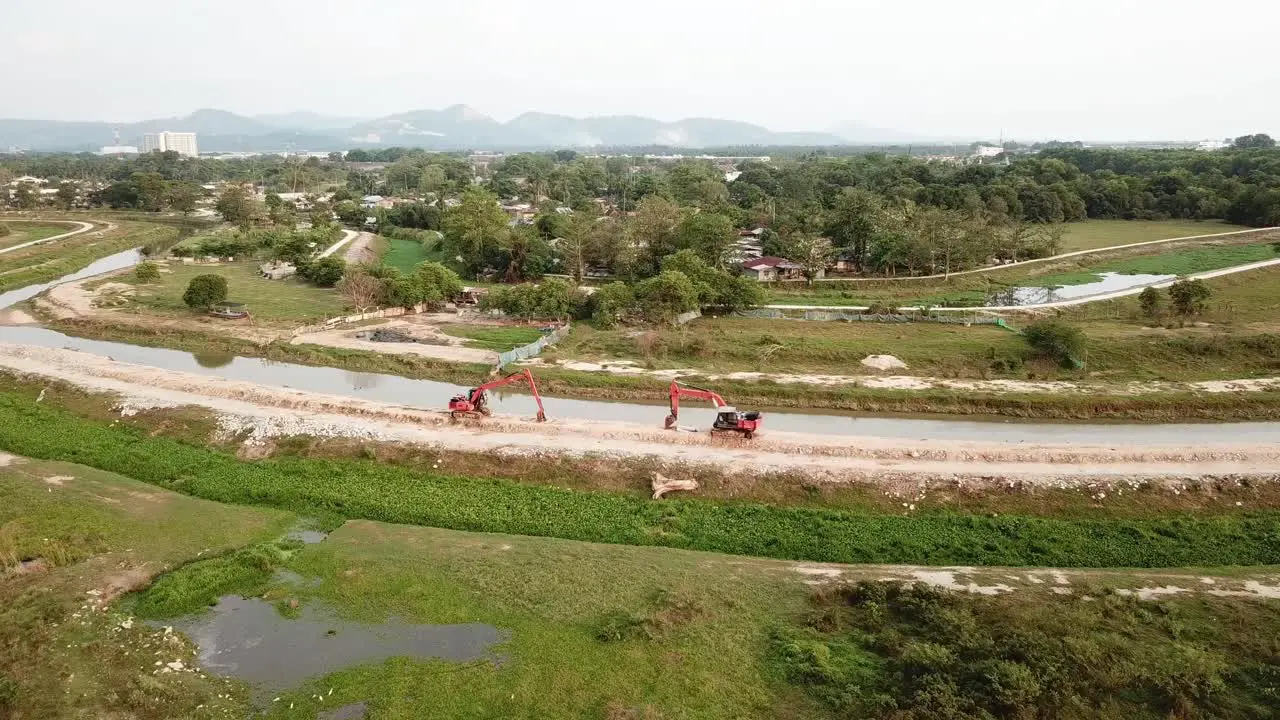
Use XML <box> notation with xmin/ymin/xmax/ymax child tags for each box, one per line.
<box><xmin>1</xmin><ymin>343</ymin><xmax>1277</xmax><ymax>485</ymax></box>
<box><xmin>0</xmin><ymin>220</ymin><xmax>94</xmax><ymax>256</ymax></box>
<box><xmin>341</xmin><ymin>231</ymin><xmax>377</xmax><ymax>264</ymax></box>
<box><xmin>317</xmin><ymin>229</ymin><xmax>358</xmax><ymax>259</ymax></box>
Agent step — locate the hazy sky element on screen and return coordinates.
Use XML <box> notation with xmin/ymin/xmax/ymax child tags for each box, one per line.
<box><xmin>5</xmin><ymin>0</ymin><xmax>1276</xmax><ymax>140</ymax></box>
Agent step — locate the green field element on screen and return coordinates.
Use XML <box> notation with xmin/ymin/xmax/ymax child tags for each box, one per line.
<box><xmin>1058</xmin><ymin>218</ymin><xmax>1248</xmax><ymax>252</ymax></box>
<box><xmin>436</xmin><ymin>323</ymin><xmax>545</xmax><ymax>352</ymax></box>
<box><xmin>0</xmin><ymin>219</ymin><xmax>180</xmax><ymax>291</ymax></box>
<box><xmin>1029</xmin><ymin>242</ymin><xmax>1279</xmax><ymax>288</ymax></box>
<box><xmin>0</xmin><ymin>221</ymin><xmax>73</xmax><ymax>250</ymax></box>
<box><xmin>6</xmin><ymin>402</ymin><xmax>1280</xmax><ymax>717</ymax></box>
<box><xmin>122</xmin><ymin>260</ymin><xmax>348</xmax><ymax>323</ymax></box>
<box><xmin>381</xmin><ymin>236</ymin><xmax>435</xmax><ymax>273</ymax></box>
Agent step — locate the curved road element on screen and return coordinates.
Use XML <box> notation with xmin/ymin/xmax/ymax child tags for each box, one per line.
<box><xmin>0</xmin><ymin>220</ymin><xmax>95</xmax><ymax>256</ymax></box>
<box><xmin>767</xmin><ymin>258</ymin><xmax>1280</xmax><ymax>312</ymax></box>
<box><xmin>317</xmin><ymin>229</ymin><xmax>359</xmax><ymax>259</ymax></box>
<box><xmin>792</xmin><ymin>226</ymin><xmax>1277</xmax><ymax>284</ymax></box>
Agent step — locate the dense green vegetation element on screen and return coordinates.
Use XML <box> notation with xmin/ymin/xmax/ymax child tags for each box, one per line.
<box><xmin>121</xmin><ymin>259</ymin><xmax>348</xmax><ymax>322</ymax></box>
<box><xmin>3</xmin><ymin>391</ymin><xmax>1280</xmax><ymax>569</ymax></box>
<box><xmin>435</xmin><ymin>323</ymin><xmax>545</xmax><ymax>351</ymax></box>
<box><xmin>777</xmin><ymin>581</ymin><xmax>1280</xmax><ymax>719</ymax></box>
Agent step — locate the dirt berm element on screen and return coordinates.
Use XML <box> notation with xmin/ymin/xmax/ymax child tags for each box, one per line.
<box><xmin>0</xmin><ymin>343</ymin><xmax>1277</xmax><ymax>486</ymax></box>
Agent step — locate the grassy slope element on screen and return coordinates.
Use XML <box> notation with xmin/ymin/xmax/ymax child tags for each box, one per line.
<box><xmin>1030</xmin><ymin>242</ymin><xmax>1278</xmax><ymax>287</ymax></box>
<box><xmin>0</xmin><ymin>456</ymin><xmax>291</xmax><ymax>719</ymax></box>
<box><xmin>1057</xmin><ymin>218</ymin><xmax>1248</xmax><ymax>252</ymax></box>
<box><xmin>8</xmin><ymin>452</ymin><xmax>1280</xmax><ymax>719</ymax></box>
<box><xmin>4</xmin><ymin>389</ymin><xmax>1280</xmax><ymax>569</ymax></box>
<box><xmin>766</xmin><ymin>226</ymin><xmax>1279</xmax><ymax>308</ymax></box>
<box><xmin>436</xmin><ymin>323</ymin><xmax>545</xmax><ymax>352</ymax></box>
<box><xmin>0</xmin><ymin>222</ymin><xmax>73</xmax><ymax>250</ymax></box>
<box><xmin>0</xmin><ymin>220</ymin><xmax>179</xmax><ymax>291</ymax></box>
<box><xmin>123</xmin><ymin>259</ymin><xmax>348</xmax><ymax>322</ymax></box>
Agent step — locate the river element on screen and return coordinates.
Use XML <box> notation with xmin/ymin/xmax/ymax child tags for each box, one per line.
<box><xmin>3</xmin><ymin>249</ymin><xmax>1278</xmax><ymax>446</ymax></box>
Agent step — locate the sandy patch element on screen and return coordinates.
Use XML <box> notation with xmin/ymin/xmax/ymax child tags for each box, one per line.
<box><xmin>291</xmin><ymin>319</ymin><xmax>498</xmax><ymax>364</ymax></box>
<box><xmin>0</xmin><ymin>309</ymin><xmax>36</xmax><ymax>326</ymax></box>
<box><xmin>43</xmin><ymin>475</ymin><xmax>71</xmax><ymax>486</ymax></box>
<box><xmin>861</xmin><ymin>354</ymin><xmax>908</xmax><ymax>371</ymax></box>
<box><xmin>0</xmin><ymin>452</ymin><xmax>18</xmax><ymax>467</ymax></box>
<box><xmin>342</xmin><ymin>232</ymin><xmax>378</xmax><ymax>265</ymax></box>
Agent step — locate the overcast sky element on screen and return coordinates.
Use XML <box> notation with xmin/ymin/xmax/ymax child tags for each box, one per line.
<box><xmin>4</xmin><ymin>0</ymin><xmax>1276</xmax><ymax>140</ymax></box>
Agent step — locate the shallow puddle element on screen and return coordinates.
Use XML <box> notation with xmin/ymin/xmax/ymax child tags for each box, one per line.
<box><xmin>988</xmin><ymin>271</ymin><xmax>1174</xmax><ymax>306</ymax></box>
<box><xmin>287</xmin><ymin>529</ymin><xmax>329</xmax><ymax>545</ymax></box>
<box><xmin>170</xmin><ymin>596</ymin><xmax>506</xmax><ymax>693</ymax></box>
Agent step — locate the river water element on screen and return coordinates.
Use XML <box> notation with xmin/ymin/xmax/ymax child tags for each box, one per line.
<box><xmin>3</xmin><ymin>249</ymin><xmax>1278</xmax><ymax>446</ymax></box>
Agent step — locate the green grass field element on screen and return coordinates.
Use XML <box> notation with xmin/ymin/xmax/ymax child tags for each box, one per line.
<box><xmin>1058</xmin><ymin>218</ymin><xmax>1248</xmax><ymax>252</ymax></box>
<box><xmin>0</xmin><ymin>219</ymin><xmax>180</xmax><ymax>291</ymax></box>
<box><xmin>436</xmin><ymin>323</ymin><xmax>545</xmax><ymax>352</ymax></box>
<box><xmin>381</xmin><ymin>237</ymin><xmax>435</xmax><ymax>274</ymax></box>
<box><xmin>0</xmin><ymin>456</ymin><xmax>291</xmax><ymax>719</ymax></box>
<box><xmin>123</xmin><ymin>260</ymin><xmax>348</xmax><ymax>323</ymax></box>
<box><xmin>7</xmin><ymin>414</ymin><xmax>1280</xmax><ymax>717</ymax></box>
<box><xmin>0</xmin><ymin>221</ymin><xmax>73</xmax><ymax>250</ymax></box>
<box><xmin>1029</xmin><ymin>242</ymin><xmax>1278</xmax><ymax>288</ymax></box>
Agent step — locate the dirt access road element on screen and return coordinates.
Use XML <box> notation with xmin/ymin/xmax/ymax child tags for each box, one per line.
<box><xmin>0</xmin><ymin>219</ymin><xmax>94</xmax><ymax>256</ymax></box>
<box><xmin>1</xmin><ymin>343</ymin><xmax>1277</xmax><ymax>488</ymax></box>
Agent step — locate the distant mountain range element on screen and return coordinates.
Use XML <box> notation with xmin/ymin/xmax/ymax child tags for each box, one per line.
<box><xmin>0</xmin><ymin>105</ymin><xmax>925</xmax><ymax>153</ymax></box>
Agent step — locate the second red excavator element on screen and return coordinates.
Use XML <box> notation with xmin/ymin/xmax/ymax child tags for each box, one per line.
<box><xmin>664</xmin><ymin>381</ymin><xmax>762</xmax><ymax>438</ymax></box>
<box><xmin>448</xmin><ymin>369</ymin><xmax>547</xmax><ymax>422</ymax></box>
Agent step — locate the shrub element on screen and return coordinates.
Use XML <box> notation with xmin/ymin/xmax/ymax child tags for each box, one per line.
<box><xmin>1168</xmin><ymin>279</ymin><xmax>1212</xmax><ymax>317</ymax></box>
<box><xmin>0</xmin><ymin>224</ymin><xmax>9</xmax><ymax>238</ymax></box>
<box><xmin>482</xmin><ymin>279</ymin><xmax>586</xmax><ymax>319</ymax></box>
<box><xmin>133</xmin><ymin>261</ymin><xmax>161</xmax><ymax>283</ymax></box>
<box><xmin>633</xmin><ymin>271</ymin><xmax>699</xmax><ymax>324</ymax></box>
<box><xmin>590</xmin><ymin>282</ymin><xmax>634</xmax><ymax>327</ymax></box>
<box><xmin>412</xmin><ymin>261</ymin><xmax>464</xmax><ymax>309</ymax></box>
<box><xmin>1023</xmin><ymin>319</ymin><xmax>1084</xmax><ymax>367</ymax></box>
<box><xmin>1138</xmin><ymin>286</ymin><xmax>1163</xmax><ymax>319</ymax></box>
<box><xmin>181</xmin><ymin>274</ymin><xmax>228</xmax><ymax>309</ymax></box>
<box><xmin>300</xmin><ymin>256</ymin><xmax>345</xmax><ymax>287</ymax></box>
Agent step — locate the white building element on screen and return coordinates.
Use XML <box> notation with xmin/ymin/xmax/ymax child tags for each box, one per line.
<box><xmin>974</xmin><ymin>145</ymin><xmax>1005</xmax><ymax>158</ymax></box>
<box><xmin>98</xmin><ymin>145</ymin><xmax>139</xmax><ymax>155</ymax></box>
<box><xmin>141</xmin><ymin>131</ymin><xmax>199</xmax><ymax>157</ymax></box>
<box><xmin>1196</xmin><ymin>140</ymin><xmax>1229</xmax><ymax>152</ymax></box>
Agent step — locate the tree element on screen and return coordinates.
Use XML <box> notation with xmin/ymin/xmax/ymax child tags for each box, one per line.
<box><xmin>590</xmin><ymin>282</ymin><xmax>634</xmax><ymax>327</ymax></box>
<box><xmin>215</xmin><ymin>186</ymin><xmax>258</xmax><ymax>230</ymax></box>
<box><xmin>182</xmin><ymin>274</ymin><xmax>228</xmax><ymax>309</ymax></box>
<box><xmin>134</xmin><ymin>261</ymin><xmax>161</xmax><ymax>283</ymax></box>
<box><xmin>419</xmin><ymin>165</ymin><xmax>448</xmax><ymax>195</ymax></box>
<box><xmin>1023</xmin><ymin>320</ymin><xmax>1084</xmax><ymax>367</ymax></box>
<box><xmin>412</xmin><ymin>262</ymin><xmax>464</xmax><ymax>308</ymax></box>
<box><xmin>301</xmin><ymin>256</ymin><xmax>345</xmax><ymax>287</ymax></box>
<box><xmin>131</xmin><ymin>172</ymin><xmax>169</xmax><ymax>212</ymax></box>
<box><xmin>676</xmin><ymin>212</ymin><xmax>735</xmax><ymax>268</ymax></box>
<box><xmin>13</xmin><ymin>183</ymin><xmax>37</xmax><ymax>210</ymax></box>
<box><xmin>334</xmin><ymin>200</ymin><xmax>365</xmax><ymax>226</ymax></box>
<box><xmin>1138</xmin><ymin>286</ymin><xmax>1163</xmax><ymax>319</ymax></box>
<box><xmin>627</xmin><ymin>195</ymin><xmax>684</xmax><ymax>275</ymax></box>
<box><xmin>442</xmin><ymin>186</ymin><xmax>509</xmax><ymax>276</ymax></box>
<box><xmin>308</xmin><ymin>200</ymin><xmax>334</xmax><ymax>228</ymax></box>
<box><xmin>1232</xmin><ymin>134</ymin><xmax>1276</xmax><ymax>149</ymax></box>
<box><xmin>336</xmin><ymin>271</ymin><xmax>384</xmax><ymax>308</ymax></box>
<box><xmin>168</xmin><ymin>183</ymin><xmax>200</xmax><ymax>215</ymax></box>
<box><xmin>554</xmin><ymin>212</ymin><xmax>595</xmax><ymax>283</ymax></box>
<box><xmin>782</xmin><ymin>232</ymin><xmax>836</xmax><ymax>286</ymax></box>
<box><xmin>54</xmin><ymin>182</ymin><xmax>77</xmax><ymax>209</ymax></box>
<box><xmin>826</xmin><ymin>188</ymin><xmax>883</xmax><ymax>271</ymax></box>
<box><xmin>633</xmin><ymin>271</ymin><xmax>699</xmax><ymax>324</ymax></box>
<box><xmin>1168</xmin><ymin>279</ymin><xmax>1212</xmax><ymax>316</ymax></box>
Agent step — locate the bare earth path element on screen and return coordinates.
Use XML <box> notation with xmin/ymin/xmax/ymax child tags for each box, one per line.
<box><xmin>1</xmin><ymin>343</ymin><xmax>1276</xmax><ymax>486</ymax></box>
<box><xmin>341</xmin><ymin>231</ymin><xmax>377</xmax><ymax>264</ymax></box>
<box><xmin>0</xmin><ymin>220</ymin><xmax>94</xmax><ymax>256</ymax></box>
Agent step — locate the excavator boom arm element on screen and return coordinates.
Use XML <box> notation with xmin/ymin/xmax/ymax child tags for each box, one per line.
<box><xmin>468</xmin><ymin>369</ymin><xmax>547</xmax><ymax>421</ymax></box>
<box><xmin>668</xmin><ymin>381</ymin><xmax>726</xmax><ymax>421</ymax></box>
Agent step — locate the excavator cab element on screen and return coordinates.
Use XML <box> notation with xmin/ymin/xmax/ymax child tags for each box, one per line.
<box><xmin>666</xmin><ymin>382</ymin><xmax>762</xmax><ymax>439</ymax></box>
<box><xmin>712</xmin><ymin>406</ymin><xmax>762</xmax><ymax>438</ymax></box>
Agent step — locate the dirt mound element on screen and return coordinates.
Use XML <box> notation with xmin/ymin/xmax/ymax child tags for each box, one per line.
<box><xmin>861</xmin><ymin>354</ymin><xmax>908</xmax><ymax>371</ymax></box>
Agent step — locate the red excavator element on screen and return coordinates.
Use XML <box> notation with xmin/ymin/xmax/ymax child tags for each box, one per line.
<box><xmin>664</xmin><ymin>381</ymin><xmax>762</xmax><ymax>438</ymax></box>
<box><xmin>448</xmin><ymin>369</ymin><xmax>547</xmax><ymax>422</ymax></box>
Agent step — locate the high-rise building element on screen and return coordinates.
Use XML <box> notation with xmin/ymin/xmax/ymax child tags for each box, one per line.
<box><xmin>141</xmin><ymin>131</ymin><xmax>199</xmax><ymax>157</ymax></box>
